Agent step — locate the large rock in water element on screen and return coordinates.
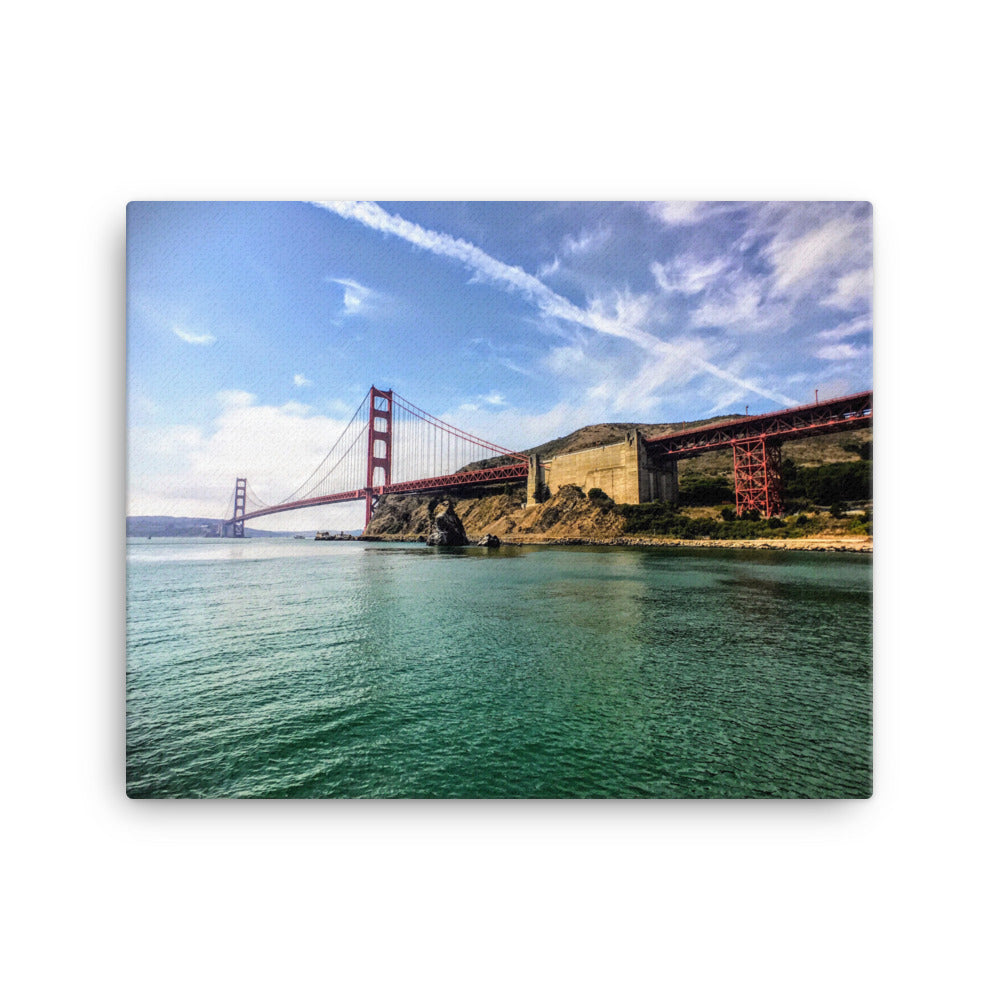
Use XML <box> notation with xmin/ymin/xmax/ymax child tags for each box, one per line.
<box><xmin>476</xmin><ymin>534</ymin><xmax>501</xmax><ymax>548</ymax></box>
<box><xmin>426</xmin><ymin>502</ymin><xmax>468</xmax><ymax>546</ymax></box>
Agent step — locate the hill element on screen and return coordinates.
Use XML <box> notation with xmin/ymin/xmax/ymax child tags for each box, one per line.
<box><xmin>126</xmin><ymin>516</ymin><xmax>296</xmax><ymax>538</ymax></box>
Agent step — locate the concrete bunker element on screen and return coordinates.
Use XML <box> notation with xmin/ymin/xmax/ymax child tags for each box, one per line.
<box><xmin>528</xmin><ymin>431</ymin><xmax>678</xmax><ymax>506</ymax></box>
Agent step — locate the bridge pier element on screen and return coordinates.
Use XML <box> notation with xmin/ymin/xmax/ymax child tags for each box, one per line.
<box><xmin>732</xmin><ymin>437</ymin><xmax>783</xmax><ymax>518</ymax></box>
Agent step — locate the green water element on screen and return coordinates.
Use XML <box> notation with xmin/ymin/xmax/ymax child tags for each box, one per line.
<box><xmin>126</xmin><ymin>538</ymin><xmax>872</xmax><ymax>798</ymax></box>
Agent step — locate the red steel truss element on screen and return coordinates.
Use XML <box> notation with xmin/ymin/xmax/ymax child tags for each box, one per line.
<box><xmin>645</xmin><ymin>389</ymin><xmax>872</xmax><ymax>517</ymax></box>
<box><xmin>732</xmin><ymin>438</ymin><xmax>783</xmax><ymax>518</ymax></box>
<box><xmin>644</xmin><ymin>390</ymin><xmax>872</xmax><ymax>460</ymax></box>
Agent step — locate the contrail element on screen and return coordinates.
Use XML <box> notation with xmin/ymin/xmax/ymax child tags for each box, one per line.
<box><xmin>312</xmin><ymin>200</ymin><xmax>797</xmax><ymax>408</ymax></box>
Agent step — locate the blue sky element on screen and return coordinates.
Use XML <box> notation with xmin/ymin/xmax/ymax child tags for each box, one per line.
<box><xmin>127</xmin><ymin>200</ymin><xmax>872</xmax><ymax>530</ymax></box>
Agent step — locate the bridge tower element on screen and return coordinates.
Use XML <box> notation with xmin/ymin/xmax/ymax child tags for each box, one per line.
<box><xmin>365</xmin><ymin>387</ymin><xmax>393</xmax><ymax>525</ymax></box>
<box><xmin>732</xmin><ymin>438</ymin><xmax>783</xmax><ymax>518</ymax></box>
<box><xmin>232</xmin><ymin>477</ymin><xmax>247</xmax><ymax>537</ymax></box>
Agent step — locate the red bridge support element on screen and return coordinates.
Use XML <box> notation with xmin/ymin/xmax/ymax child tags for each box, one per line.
<box><xmin>232</xmin><ymin>477</ymin><xmax>247</xmax><ymax>537</ymax></box>
<box><xmin>732</xmin><ymin>437</ymin><xmax>783</xmax><ymax>518</ymax></box>
<box><xmin>365</xmin><ymin>387</ymin><xmax>393</xmax><ymax>526</ymax></box>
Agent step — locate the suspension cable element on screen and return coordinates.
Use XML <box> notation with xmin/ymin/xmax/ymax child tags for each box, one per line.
<box><xmin>275</xmin><ymin>392</ymin><xmax>369</xmax><ymax>504</ymax></box>
<box><xmin>308</xmin><ymin>419</ymin><xmax>369</xmax><ymax>495</ymax></box>
<box><xmin>392</xmin><ymin>392</ymin><xmax>527</xmax><ymax>459</ymax></box>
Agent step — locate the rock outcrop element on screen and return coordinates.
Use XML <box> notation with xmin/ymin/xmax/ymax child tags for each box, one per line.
<box><xmin>426</xmin><ymin>501</ymin><xmax>468</xmax><ymax>546</ymax></box>
<box><xmin>476</xmin><ymin>534</ymin><xmax>501</xmax><ymax>548</ymax></box>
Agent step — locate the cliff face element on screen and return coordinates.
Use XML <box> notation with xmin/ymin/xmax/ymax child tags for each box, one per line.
<box><xmin>364</xmin><ymin>487</ymin><xmax>625</xmax><ymax>543</ymax></box>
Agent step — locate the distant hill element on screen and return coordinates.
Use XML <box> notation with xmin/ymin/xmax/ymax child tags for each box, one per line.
<box><xmin>126</xmin><ymin>516</ymin><xmax>297</xmax><ymax>538</ymax></box>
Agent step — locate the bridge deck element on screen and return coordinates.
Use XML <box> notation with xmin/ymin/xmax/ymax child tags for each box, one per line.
<box><xmin>644</xmin><ymin>390</ymin><xmax>873</xmax><ymax>460</ymax></box>
<box><xmin>234</xmin><ymin>461</ymin><xmax>529</xmax><ymax>524</ymax></box>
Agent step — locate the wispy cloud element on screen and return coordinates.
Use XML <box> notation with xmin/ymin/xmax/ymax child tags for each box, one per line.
<box><xmin>173</xmin><ymin>325</ymin><xmax>215</xmax><ymax>345</ymax></box>
<box><xmin>314</xmin><ymin>201</ymin><xmax>796</xmax><ymax>408</ymax></box>
<box><xmin>815</xmin><ymin>315</ymin><xmax>873</xmax><ymax>342</ymax></box>
<box><xmin>767</xmin><ymin>214</ymin><xmax>870</xmax><ymax>295</ymax></box>
<box><xmin>216</xmin><ymin>389</ymin><xmax>255</xmax><ymax>408</ymax></box>
<box><xmin>325</xmin><ymin>277</ymin><xmax>376</xmax><ymax>316</ymax></box>
<box><xmin>815</xmin><ymin>342</ymin><xmax>870</xmax><ymax>361</ymax></box>
<box><xmin>649</xmin><ymin>202</ymin><xmax>713</xmax><ymax>227</ymax></box>
<box><xmin>561</xmin><ymin>225</ymin><xmax>610</xmax><ymax>257</ymax></box>
<box><xmin>293</xmin><ymin>373</ymin><xmax>312</xmax><ymax>387</ymax></box>
<box><xmin>821</xmin><ymin>268</ymin><xmax>873</xmax><ymax>311</ymax></box>
<box><xmin>651</xmin><ymin>255</ymin><xmax>729</xmax><ymax>296</ymax></box>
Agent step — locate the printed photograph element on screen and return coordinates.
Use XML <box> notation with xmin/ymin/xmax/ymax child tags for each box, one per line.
<box><xmin>126</xmin><ymin>201</ymin><xmax>873</xmax><ymax>798</ymax></box>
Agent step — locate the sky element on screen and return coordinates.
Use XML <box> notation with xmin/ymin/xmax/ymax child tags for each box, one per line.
<box><xmin>127</xmin><ymin>200</ymin><xmax>872</xmax><ymax>531</ymax></box>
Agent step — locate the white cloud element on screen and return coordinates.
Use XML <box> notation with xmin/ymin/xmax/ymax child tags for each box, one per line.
<box><xmin>293</xmin><ymin>373</ymin><xmax>312</xmax><ymax>387</ymax></box>
<box><xmin>216</xmin><ymin>389</ymin><xmax>256</xmax><ymax>408</ymax></box>
<box><xmin>561</xmin><ymin>226</ymin><xmax>610</xmax><ymax>257</ymax></box>
<box><xmin>128</xmin><ymin>392</ymin><xmax>368</xmax><ymax>530</ymax></box>
<box><xmin>585</xmin><ymin>288</ymin><xmax>663</xmax><ymax>332</ymax></box>
<box><xmin>815</xmin><ymin>342</ymin><xmax>870</xmax><ymax>361</ymax></box>
<box><xmin>538</xmin><ymin>257</ymin><xmax>560</xmax><ymax>279</ymax></box>
<box><xmin>649</xmin><ymin>202</ymin><xmax>711</xmax><ymax>226</ymax></box>
<box><xmin>821</xmin><ymin>268</ymin><xmax>873</xmax><ymax>311</ymax></box>
<box><xmin>815</xmin><ymin>315</ymin><xmax>873</xmax><ymax>342</ymax></box>
<box><xmin>326</xmin><ymin>277</ymin><xmax>375</xmax><ymax>315</ymax></box>
<box><xmin>172</xmin><ymin>325</ymin><xmax>215</xmax><ymax>345</ymax></box>
<box><xmin>690</xmin><ymin>275</ymin><xmax>791</xmax><ymax>334</ymax></box>
<box><xmin>651</xmin><ymin>255</ymin><xmax>729</xmax><ymax>296</ymax></box>
<box><xmin>763</xmin><ymin>209</ymin><xmax>871</xmax><ymax>302</ymax></box>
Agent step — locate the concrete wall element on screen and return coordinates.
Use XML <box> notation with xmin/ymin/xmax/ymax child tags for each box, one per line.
<box><xmin>528</xmin><ymin>432</ymin><xmax>678</xmax><ymax>506</ymax></box>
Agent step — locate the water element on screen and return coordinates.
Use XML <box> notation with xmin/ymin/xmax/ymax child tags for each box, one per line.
<box><xmin>126</xmin><ymin>538</ymin><xmax>872</xmax><ymax>798</ymax></box>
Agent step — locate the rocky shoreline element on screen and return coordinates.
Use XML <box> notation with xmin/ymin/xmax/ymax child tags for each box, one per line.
<box><xmin>363</xmin><ymin>532</ymin><xmax>872</xmax><ymax>553</ymax></box>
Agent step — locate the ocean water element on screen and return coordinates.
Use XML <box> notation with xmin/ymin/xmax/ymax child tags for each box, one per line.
<box><xmin>126</xmin><ymin>538</ymin><xmax>872</xmax><ymax>798</ymax></box>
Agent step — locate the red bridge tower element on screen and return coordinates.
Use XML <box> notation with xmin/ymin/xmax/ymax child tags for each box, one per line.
<box><xmin>365</xmin><ymin>387</ymin><xmax>393</xmax><ymax>525</ymax></box>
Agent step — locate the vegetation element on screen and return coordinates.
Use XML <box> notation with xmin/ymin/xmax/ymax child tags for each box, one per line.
<box><xmin>611</xmin><ymin>456</ymin><xmax>874</xmax><ymax>540</ymax></box>
<box><xmin>677</xmin><ymin>475</ymin><xmax>735</xmax><ymax>506</ymax></box>
<box><xmin>587</xmin><ymin>487</ymin><xmax>615</xmax><ymax>511</ymax></box>
<box><xmin>781</xmin><ymin>458</ymin><xmax>872</xmax><ymax>506</ymax></box>
<box><xmin>614</xmin><ymin>499</ymin><xmax>871</xmax><ymax>540</ymax></box>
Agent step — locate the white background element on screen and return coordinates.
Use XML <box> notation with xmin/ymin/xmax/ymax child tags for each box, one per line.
<box><xmin>5</xmin><ymin>3</ymin><xmax>996</xmax><ymax>997</ymax></box>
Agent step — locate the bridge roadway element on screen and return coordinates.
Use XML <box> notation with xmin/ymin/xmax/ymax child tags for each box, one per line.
<box><xmin>232</xmin><ymin>460</ymin><xmax>530</xmax><ymax>524</ymax></box>
<box><xmin>643</xmin><ymin>390</ymin><xmax>873</xmax><ymax>461</ymax></box>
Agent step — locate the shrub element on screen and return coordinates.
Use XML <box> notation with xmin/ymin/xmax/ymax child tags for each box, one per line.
<box><xmin>677</xmin><ymin>475</ymin><xmax>736</xmax><ymax>506</ymax></box>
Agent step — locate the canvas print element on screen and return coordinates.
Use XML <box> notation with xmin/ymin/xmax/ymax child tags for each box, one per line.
<box><xmin>126</xmin><ymin>201</ymin><xmax>873</xmax><ymax>798</ymax></box>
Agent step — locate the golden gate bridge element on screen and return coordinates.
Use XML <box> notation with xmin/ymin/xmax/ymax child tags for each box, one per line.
<box><xmin>221</xmin><ymin>386</ymin><xmax>872</xmax><ymax>535</ymax></box>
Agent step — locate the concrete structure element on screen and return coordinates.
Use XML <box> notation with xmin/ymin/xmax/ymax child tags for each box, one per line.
<box><xmin>528</xmin><ymin>431</ymin><xmax>678</xmax><ymax>506</ymax></box>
